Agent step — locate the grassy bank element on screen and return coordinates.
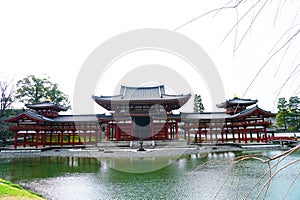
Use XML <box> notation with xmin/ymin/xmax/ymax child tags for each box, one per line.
<box><xmin>0</xmin><ymin>178</ymin><xmax>44</xmax><ymax>199</ymax></box>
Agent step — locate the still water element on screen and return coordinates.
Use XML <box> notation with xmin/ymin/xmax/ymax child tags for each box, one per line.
<box><xmin>0</xmin><ymin>150</ymin><xmax>299</xmax><ymax>200</ymax></box>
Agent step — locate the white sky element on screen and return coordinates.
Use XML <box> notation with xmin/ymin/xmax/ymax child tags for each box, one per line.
<box><xmin>1</xmin><ymin>0</ymin><xmax>299</xmax><ymax>114</ymax></box>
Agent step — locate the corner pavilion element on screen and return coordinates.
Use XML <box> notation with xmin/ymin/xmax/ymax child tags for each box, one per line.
<box><xmin>6</xmin><ymin>85</ymin><xmax>276</xmax><ymax>149</ymax></box>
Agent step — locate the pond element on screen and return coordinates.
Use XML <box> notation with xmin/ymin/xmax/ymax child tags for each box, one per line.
<box><xmin>0</xmin><ymin>150</ymin><xmax>299</xmax><ymax>200</ymax></box>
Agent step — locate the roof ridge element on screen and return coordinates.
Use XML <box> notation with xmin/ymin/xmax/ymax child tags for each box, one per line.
<box><xmin>121</xmin><ymin>85</ymin><xmax>165</xmax><ymax>90</ymax></box>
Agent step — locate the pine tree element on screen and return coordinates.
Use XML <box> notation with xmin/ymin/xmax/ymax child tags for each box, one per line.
<box><xmin>193</xmin><ymin>94</ymin><xmax>205</xmax><ymax>113</ymax></box>
<box><xmin>276</xmin><ymin>97</ymin><xmax>289</xmax><ymax>131</ymax></box>
<box><xmin>288</xmin><ymin>96</ymin><xmax>300</xmax><ymax>131</ymax></box>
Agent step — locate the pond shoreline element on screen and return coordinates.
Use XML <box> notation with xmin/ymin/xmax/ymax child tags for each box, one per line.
<box><xmin>0</xmin><ymin>143</ymin><xmax>291</xmax><ymax>159</ymax></box>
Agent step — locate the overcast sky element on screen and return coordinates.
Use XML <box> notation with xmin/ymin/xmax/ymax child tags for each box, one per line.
<box><xmin>1</xmin><ymin>1</ymin><xmax>299</xmax><ymax>114</ymax></box>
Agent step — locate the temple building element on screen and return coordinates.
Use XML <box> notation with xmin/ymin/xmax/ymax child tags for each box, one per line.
<box><xmin>181</xmin><ymin>97</ymin><xmax>276</xmax><ymax>144</ymax></box>
<box><xmin>5</xmin><ymin>85</ymin><xmax>278</xmax><ymax>149</ymax></box>
<box><xmin>93</xmin><ymin>85</ymin><xmax>191</xmax><ymax>141</ymax></box>
<box><xmin>5</xmin><ymin>102</ymin><xmax>100</xmax><ymax>148</ymax></box>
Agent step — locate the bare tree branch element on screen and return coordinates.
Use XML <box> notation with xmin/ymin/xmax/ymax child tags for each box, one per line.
<box><xmin>0</xmin><ymin>80</ymin><xmax>15</xmax><ymax>117</ymax></box>
<box><xmin>243</xmin><ymin>29</ymin><xmax>300</xmax><ymax>98</ymax></box>
<box><xmin>174</xmin><ymin>0</ymin><xmax>245</xmax><ymax>31</ymax></box>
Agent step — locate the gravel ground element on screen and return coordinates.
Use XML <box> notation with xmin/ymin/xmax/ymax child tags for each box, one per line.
<box><xmin>0</xmin><ymin>144</ymin><xmax>283</xmax><ymax>159</ymax></box>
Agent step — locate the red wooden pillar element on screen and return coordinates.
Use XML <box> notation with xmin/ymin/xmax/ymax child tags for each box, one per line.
<box><xmin>84</xmin><ymin>131</ymin><xmax>87</xmax><ymax>145</ymax></box>
<box><xmin>175</xmin><ymin>121</ymin><xmax>179</xmax><ymax>140</ymax></box>
<box><xmin>89</xmin><ymin>126</ymin><xmax>92</xmax><ymax>143</ymax></box>
<box><xmin>243</xmin><ymin>126</ymin><xmax>247</xmax><ymax>144</ymax></box>
<box><xmin>237</xmin><ymin>129</ymin><xmax>241</xmax><ymax>143</ymax></box>
<box><xmin>14</xmin><ymin>131</ymin><xmax>18</xmax><ymax>149</ymax></box>
<box><xmin>61</xmin><ymin>132</ymin><xmax>65</xmax><ymax>146</ymax></box>
<box><xmin>35</xmin><ymin>131</ymin><xmax>39</xmax><ymax>148</ymax></box>
<box><xmin>264</xmin><ymin>126</ymin><xmax>268</xmax><ymax>143</ymax></box>
<box><xmin>232</xmin><ymin>127</ymin><xmax>235</xmax><ymax>143</ymax></box>
<box><xmin>173</xmin><ymin>123</ymin><xmax>175</xmax><ymax>139</ymax></box>
<box><xmin>221</xmin><ymin>129</ymin><xmax>224</xmax><ymax>143</ymax></box>
<box><xmin>42</xmin><ymin>133</ymin><xmax>46</xmax><ymax>147</ymax></box>
<box><xmin>106</xmin><ymin>121</ymin><xmax>109</xmax><ymax>141</ymax></box>
<box><xmin>23</xmin><ymin>133</ymin><xmax>27</xmax><ymax>148</ymax></box>
<box><xmin>68</xmin><ymin>132</ymin><xmax>71</xmax><ymax>145</ymax></box>
<box><xmin>199</xmin><ymin>129</ymin><xmax>202</xmax><ymax>143</ymax></box>
<box><xmin>72</xmin><ymin>131</ymin><xmax>75</xmax><ymax>146</ymax></box>
<box><xmin>240</xmin><ymin>128</ymin><xmax>244</xmax><ymax>142</ymax></box>
<box><xmin>116</xmin><ymin>124</ymin><xmax>119</xmax><ymax>141</ymax></box>
<box><xmin>165</xmin><ymin>121</ymin><xmax>169</xmax><ymax>139</ymax></box>
<box><xmin>171</xmin><ymin>122</ymin><xmax>173</xmax><ymax>139</ymax></box>
<box><xmin>57</xmin><ymin>133</ymin><xmax>60</xmax><ymax>145</ymax></box>
<box><xmin>225</xmin><ymin>126</ymin><xmax>229</xmax><ymax>142</ymax></box>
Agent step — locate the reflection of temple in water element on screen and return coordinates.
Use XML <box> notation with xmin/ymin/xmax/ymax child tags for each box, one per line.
<box><xmin>8</xmin><ymin>157</ymin><xmax>99</xmax><ymax>180</ymax></box>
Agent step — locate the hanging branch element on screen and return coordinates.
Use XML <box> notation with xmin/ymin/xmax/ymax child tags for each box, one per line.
<box><xmin>174</xmin><ymin>0</ymin><xmax>245</xmax><ymax>31</ymax></box>
<box><xmin>242</xmin><ymin>29</ymin><xmax>300</xmax><ymax>98</ymax></box>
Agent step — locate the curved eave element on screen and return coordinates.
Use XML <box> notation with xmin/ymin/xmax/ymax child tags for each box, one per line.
<box><xmin>93</xmin><ymin>94</ymin><xmax>191</xmax><ymax>111</ymax></box>
<box><xmin>216</xmin><ymin>99</ymin><xmax>258</xmax><ymax>109</ymax></box>
<box><xmin>229</xmin><ymin>106</ymin><xmax>275</xmax><ymax>119</ymax></box>
<box><xmin>5</xmin><ymin>112</ymin><xmax>46</xmax><ymax>123</ymax></box>
<box><xmin>26</xmin><ymin>104</ymin><xmax>68</xmax><ymax>112</ymax></box>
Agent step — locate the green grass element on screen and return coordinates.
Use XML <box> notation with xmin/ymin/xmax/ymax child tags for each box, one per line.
<box><xmin>0</xmin><ymin>178</ymin><xmax>44</xmax><ymax>199</ymax></box>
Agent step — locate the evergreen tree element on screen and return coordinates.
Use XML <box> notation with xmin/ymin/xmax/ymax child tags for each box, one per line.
<box><xmin>276</xmin><ymin>96</ymin><xmax>300</xmax><ymax>132</ymax></box>
<box><xmin>288</xmin><ymin>96</ymin><xmax>300</xmax><ymax>131</ymax></box>
<box><xmin>276</xmin><ymin>97</ymin><xmax>289</xmax><ymax>132</ymax></box>
<box><xmin>193</xmin><ymin>94</ymin><xmax>205</xmax><ymax>113</ymax></box>
<box><xmin>15</xmin><ymin>75</ymin><xmax>70</xmax><ymax>108</ymax></box>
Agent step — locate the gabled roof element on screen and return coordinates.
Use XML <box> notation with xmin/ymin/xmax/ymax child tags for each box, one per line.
<box><xmin>93</xmin><ymin>85</ymin><xmax>191</xmax><ymax>111</ymax></box>
<box><xmin>94</xmin><ymin>85</ymin><xmax>190</xmax><ymax>101</ymax></box>
<box><xmin>216</xmin><ymin>97</ymin><xmax>258</xmax><ymax>109</ymax></box>
<box><xmin>228</xmin><ymin>106</ymin><xmax>275</xmax><ymax>119</ymax></box>
<box><xmin>120</xmin><ymin>85</ymin><xmax>165</xmax><ymax>100</ymax></box>
<box><xmin>181</xmin><ymin>106</ymin><xmax>275</xmax><ymax>122</ymax></box>
<box><xmin>5</xmin><ymin>110</ymin><xmax>54</xmax><ymax>123</ymax></box>
<box><xmin>5</xmin><ymin>110</ymin><xmax>99</xmax><ymax>123</ymax></box>
<box><xmin>26</xmin><ymin>102</ymin><xmax>68</xmax><ymax>112</ymax></box>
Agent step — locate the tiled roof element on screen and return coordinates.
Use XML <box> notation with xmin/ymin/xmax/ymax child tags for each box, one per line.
<box><xmin>93</xmin><ymin>85</ymin><xmax>191</xmax><ymax>101</ymax></box>
<box><xmin>227</xmin><ymin>98</ymin><xmax>257</xmax><ymax>104</ymax></box>
<box><xmin>5</xmin><ymin>110</ymin><xmax>54</xmax><ymax>122</ymax></box>
<box><xmin>26</xmin><ymin>102</ymin><xmax>68</xmax><ymax>111</ymax></box>
<box><xmin>228</xmin><ymin>106</ymin><xmax>275</xmax><ymax>119</ymax></box>
<box><xmin>121</xmin><ymin>85</ymin><xmax>163</xmax><ymax>100</ymax></box>
<box><xmin>5</xmin><ymin>110</ymin><xmax>98</xmax><ymax>123</ymax></box>
<box><xmin>216</xmin><ymin>97</ymin><xmax>257</xmax><ymax>108</ymax></box>
<box><xmin>181</xmin><ymin>106</ymin><xmax>274</xmax><ymax>121</ymax></box>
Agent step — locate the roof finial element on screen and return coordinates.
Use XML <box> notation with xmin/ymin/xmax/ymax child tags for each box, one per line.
<box><xmin>46</xmin><ymin>96</ymin><xmax>51</xmax><ymax>102</ymax></box>
<box><xmin>234</xmin><ymin>93</ymin><xmax>238</xmax><ymax>99</ymax></box>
